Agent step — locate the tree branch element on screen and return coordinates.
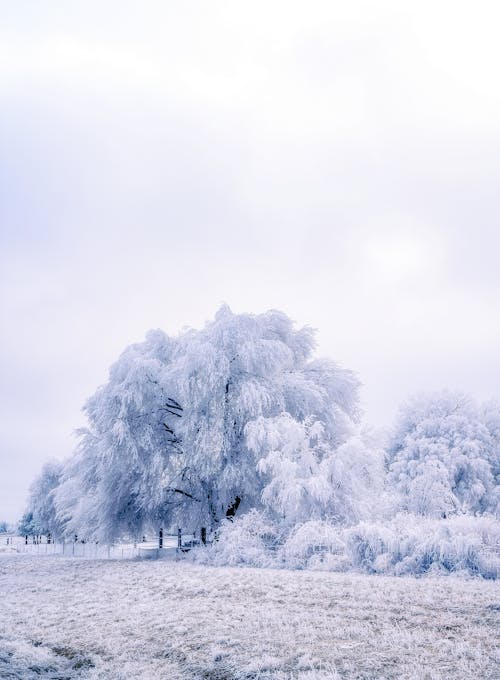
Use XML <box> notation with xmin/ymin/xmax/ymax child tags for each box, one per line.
<box><xmin>165</xmin><ymin>488</ymin><xmax>201</xmax><ymax>502</ymax></box>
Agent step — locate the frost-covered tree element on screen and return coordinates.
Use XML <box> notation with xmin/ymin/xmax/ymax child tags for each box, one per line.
<box><xmin>480</xmin><ymin>399</ymin><xmax>500</xmax><ymax>485</ymax></box>
<box><xmin>23</xmin><ymin>460</ymin><xmax>64</xmax><ymax>538</ymax></box>
<box><xmin>387</xmin><ymin>391</ymin><xmax>499</xmax><ymax>517</ymax></box>
<box><xmin>18</xmin><ymin>512</ymin><xmax>38</xmax><ymax>537</ymax></box>
<box><xmin>247</xmin><ymin>415</ymin><xmax>334</xmax><ymax>524</ymax></box>
<box><xmin>55</xmin><ymin>306</ymin><xmax>361</xmax><ymax>542</ymax></box>
<box><xmin>246</xmin><ymin>414</ymin><xmax>384</xmax><ymax>525</ymax></box>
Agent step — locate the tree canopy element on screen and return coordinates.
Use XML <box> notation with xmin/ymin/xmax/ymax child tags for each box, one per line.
<box><xmin>387</xmin><ymin>391</ymin><xmax>499</xmax><ymax>517</ymax></box>
<box><xmin>54</xmin><ymin>306</ymin><xmax>363</xmax><ymax>542</ymax></box>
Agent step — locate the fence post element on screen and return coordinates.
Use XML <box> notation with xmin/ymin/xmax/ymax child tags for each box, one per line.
<box><xmin>201</xmin><ymin>527</ymin><xmax>207</xmax><ymax>545</ymax></box>
<box><xmin>177</xmin><ymin>527</ymin><xmax>182</xmax><ymax>550</ymax></box>
<box><xmin>159</xmin><ymin>528</ymin><xmax>163</xmax><ymax>549</ymax></box>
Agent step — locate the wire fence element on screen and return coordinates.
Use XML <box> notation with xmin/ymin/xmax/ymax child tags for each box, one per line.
<box><xmin>0</xmin><ymin>533</ymin><xmax>196</xmax><ymax>560</ymax></box>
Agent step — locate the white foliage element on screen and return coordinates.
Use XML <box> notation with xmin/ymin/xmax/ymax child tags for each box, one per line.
<box><xmin>279</xmin><ymin>520</ymin><xmax>346</xmax><ymax>570</ymax></box>
<box><xmin>249</xmin><ymin>415</ymin><xmax>332</xmax><ymax>524</ymax></box>
<box><xmin>195</xmin><ymin>511</ymin><xmax>499</xmax><ymax>579</ymax></box>
<box><xmin>344</xmin><ymin>514</ymin><xmax>500</xmax><ymax>578</ymax></box>
<box><xmin>21</xmin><ymin>460</ymin><xmax>63</xmax><ymax>537</ymax></box>
<box><xmin>55</xmin><ymin>307</ymin><xmax>360</xmax><ymax>542</ymax></box>
<box><xmin>387</xmin><ymin>391</ymin><xmax>499</xmax><ymax>517</ymax></box>
<box><xmin>246</xmin><ymin>415</ymin><xmax>385</xmax><ymax>525</ymax></box>
<box><xmin>192</xmin><ymin>510</ymin><xmax>278</xmax><ymax>568</ymax></box>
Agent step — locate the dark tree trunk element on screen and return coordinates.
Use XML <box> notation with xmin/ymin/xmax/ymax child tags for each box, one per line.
<box><xmin>226</xmin><ymin>496</ymin><xmax>241</xmax><ymax>519</ymax></box>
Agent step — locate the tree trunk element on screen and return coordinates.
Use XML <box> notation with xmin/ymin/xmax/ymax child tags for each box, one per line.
<box><xmin>226</xmin><ymin>496</ymin><xmax>241</xmax><ymax>519</ymax></box>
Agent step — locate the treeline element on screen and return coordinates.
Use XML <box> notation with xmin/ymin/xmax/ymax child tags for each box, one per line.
<box><xmin>20</xmin><ymin>308</ymin><xmax>499</xmax><ymax>576</ymax></box>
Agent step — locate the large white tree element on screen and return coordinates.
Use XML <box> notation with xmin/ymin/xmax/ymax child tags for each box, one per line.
<box><xmin>55</xmin><ymin>306</ymin><xmax>362</xmax><ymax>542</ymax></box>
<box><xmin>387</xmin><ymin>391</ymin><xmax>499</xmax><ymax>518</ymax></box>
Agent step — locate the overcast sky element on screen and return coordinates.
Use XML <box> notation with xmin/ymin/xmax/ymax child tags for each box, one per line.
<box><xmin>1</xmin><ymin>1</ymin><xmax>499</xmax><ymax>522</ymax></box>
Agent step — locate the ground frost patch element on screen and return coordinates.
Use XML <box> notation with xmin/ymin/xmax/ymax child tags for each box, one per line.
<box><xmin>0</xmin><ymin>555</ymin><xmax>498</xmax><ymax>679</ymax></box>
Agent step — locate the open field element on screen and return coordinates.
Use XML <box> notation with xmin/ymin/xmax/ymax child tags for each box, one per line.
<box><xmin>0</xmin><ymin>554</ymin><xmax>498</xmax><ymax>680</ymax></box>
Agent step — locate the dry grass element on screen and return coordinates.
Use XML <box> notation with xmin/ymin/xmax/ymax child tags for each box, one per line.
<box><xmin>0</xmin><ymin>554</ymin><xmax>498</xmax><ymax>679</ymax></box>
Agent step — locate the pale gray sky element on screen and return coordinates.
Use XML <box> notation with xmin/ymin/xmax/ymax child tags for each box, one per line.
<box><xmin>1</xmin><ymin>1</ymin><xmax>499</xmax><ymax>522</ymax></box>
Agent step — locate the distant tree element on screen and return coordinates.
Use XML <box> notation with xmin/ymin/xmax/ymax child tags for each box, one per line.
<box><xmin>0</xmin><ymin>521</ymin><xmax>8</xmax><ymax>533</ymax></box>
<box><xmin>18</xmin><ymin>511</ymin><xmax>38</xmax><ymax>537</ymax></box>
<box><xmin>480</xmin><ymin>399</ymin><xmax>500</xmax><ymax>485</ymax></box>
<box><xmin>55</xmin><ymin>306</ymin><xmax>361</xmax><ymax>542</ymax></box>
<box><xmin>23</xmin><ymin>461</ymin><xmax>64</xmax><ymax>538</ymax></box>
<box><xmin>387</xmin><ymin>391</ymin><xmax>499</xmax><ymax>517</ymax></box>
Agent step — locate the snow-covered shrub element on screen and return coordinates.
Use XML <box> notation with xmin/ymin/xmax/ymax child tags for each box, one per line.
<box><xmin>192</xmin><ymin>510</ymin><xmax>279</xmax><ymax>568</ymax></box>
<box><xmin>280</xmin><ymin>520</ymin><xmax>347</xmax><ymax>571</ymax></box>
<box><xmin>344</xmin><ymin>522</ymin><xmax>395</xmax><ymax>574</ymax></box>
<box><xmin>344</xmin><ymin>514</ymin><xmax>499</xmax><ymax>578</ymax></box>
<box><xmin>193</xmin><ymin>512</ymin><xmax>499</xmax><ymax>578</ymax></box>
<box><xmin>387</xmin><ymin>391</ymin><xmax>499</xmax><ymax>517</ymax></box>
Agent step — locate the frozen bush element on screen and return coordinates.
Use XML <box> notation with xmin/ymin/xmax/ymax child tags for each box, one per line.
<box><xmin>191</xmin><ymin>510</ymin><xmax>279</xmax><ymax>568</ymax></box>
<box><xmin>344</xmin><ymin>522</ymin><xmax>395</xmax><ymax>573</ymax></box>
<box><xmin>344</xmin><ymin>514</ymin><xmax>499</xmax><ymax>578</ymax></box>
<box><xmin>193</xmin><ymin>512</ymin><xmax>499</xmax><ymax>578</ymax></box>
<box><xmin>280</xmin><ymin>520</ymin><xmax>346</xmax><ymax>570</ymax></box>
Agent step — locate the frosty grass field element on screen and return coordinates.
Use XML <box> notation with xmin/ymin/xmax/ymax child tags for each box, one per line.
<box><xmin>0</xmin><ymin>552</ymin><xmax>498</xmax><ymax>680</ymax></box>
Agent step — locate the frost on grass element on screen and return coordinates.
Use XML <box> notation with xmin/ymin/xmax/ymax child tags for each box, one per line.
<box><xmin>0</xmin><ymin>636</ymin><xmax>94</xmax><ymax>679</ymax></box>
<box><xmin>0</xmin><ymin>555</ymin><xmax>498</xmax><ymax>680</ymax></box>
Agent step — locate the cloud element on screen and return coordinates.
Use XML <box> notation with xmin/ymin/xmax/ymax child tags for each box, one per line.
<box><xmin>1</xmin><ymin>0</ymin><xmax>499</xmax><ymax>520</ymax></box>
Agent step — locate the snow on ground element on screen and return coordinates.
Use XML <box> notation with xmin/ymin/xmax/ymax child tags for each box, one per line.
<box><xmin>0</xmin><ymin>554</ymin><xmax>498</xmax><ymax>680</ymax></box>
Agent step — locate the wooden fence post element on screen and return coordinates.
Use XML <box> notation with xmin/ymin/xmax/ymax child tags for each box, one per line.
<box><xmin>201</xmin><ymin>527</ymin><xmax>207</xmax><ymax>545</ymax></box>
<box><xmin>159</xmin><ymin>528</ymin><xmax>163</xmax><ymax>549</ymax></box>
<box><xmin>177</xmin><ymin>528</ymin><xmax>182</xmax><ymax>549</ymax></box>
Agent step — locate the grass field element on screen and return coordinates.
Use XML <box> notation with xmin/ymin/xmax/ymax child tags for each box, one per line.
<box><xmin>0</xmin><ymin>554</ymin><xmax>498</xmax><ymax>679</ymax></box>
